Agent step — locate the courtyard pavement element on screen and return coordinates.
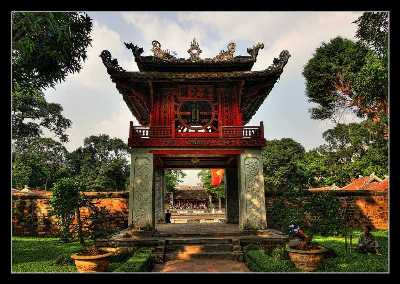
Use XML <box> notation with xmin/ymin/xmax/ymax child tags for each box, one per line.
<box><xmin>152</xmin><ymin>258</ymin><xmax>250</xmax><ymax>272</ymax></box>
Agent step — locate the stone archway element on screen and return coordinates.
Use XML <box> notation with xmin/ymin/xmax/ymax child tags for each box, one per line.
<box><xmin>128</xmin><ymin>148</ymin><xmax>267</xmax><ymax>232</ymax></box>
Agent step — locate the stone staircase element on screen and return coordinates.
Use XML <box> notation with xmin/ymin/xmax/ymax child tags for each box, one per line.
<box><xmin>152</xmin><ymin>237</ymin><xmax>243</xmax><ymax>263</ymax></box>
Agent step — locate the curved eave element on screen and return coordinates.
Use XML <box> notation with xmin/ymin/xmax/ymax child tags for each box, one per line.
<box><xmin>108</xmin><ymin>67</ymin><xmax>284</xmax><ymax>82</ymax></box>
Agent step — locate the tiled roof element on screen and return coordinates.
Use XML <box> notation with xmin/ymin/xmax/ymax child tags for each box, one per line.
<box><xmin>173</xmin><ymin>190</ymin><xmax>209</xmax><ymax>200</ymax></box>
<box><xmin>308</xmin><ymin>174</ymin><xmax>388</xmax><ymax>192</ymax></box>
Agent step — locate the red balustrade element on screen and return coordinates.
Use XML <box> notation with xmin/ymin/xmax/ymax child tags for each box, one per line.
<box><xmin>129</xmin><ymin>122</ymin><xmax>264</xmax><ymax>141</ymax></box>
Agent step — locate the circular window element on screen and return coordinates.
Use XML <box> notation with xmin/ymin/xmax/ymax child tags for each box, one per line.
<box><xmin>178</xmin><ymin>101</ymin><xmax>213</xmax><ymax>130</ymax></box>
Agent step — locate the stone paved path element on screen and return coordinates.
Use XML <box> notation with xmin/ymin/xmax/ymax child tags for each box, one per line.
<box><xmin>152</xmin><ymin>259</ymin><xmax>250</xmax><ymax>272</ymax></box>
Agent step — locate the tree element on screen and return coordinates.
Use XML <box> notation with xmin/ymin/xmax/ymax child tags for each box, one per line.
<box><xmin>303</xmin><ymin>37</ymin><xmax>370</xmax><ymax>121</ymax></box>
<box><xmin>12</xmin><ymin>12</ymin><xmax>93</xmax><ymax>143</ymax></box>
<box><xmin>298</xmin><ymin>119</ymin><xmax>388</xmax><ymax>187</ymax></box>
<box><xmin>68</xmin><ymin>134</ymin><xmax>130</xmax><ymax>191</ymax></box>
<box><xmin>303</xmin><ymin>12</ymin><xmax>388</xmax><ymax>125</ymax></box>
<box><xmin>12</xmin><ymin>137</ymin><xmax>69</xmax><ymax>190</ymax></box>
<box><xmin>198</xmin><ymin>169</ymin><xmax>225</xmax><ymax>210</ymax></box>
<box><xmin>261</xmin><ymin>138</ymin><xmax>306</xmax><ymax>192</ymax></box>
<box><xmin>12</xmin><ymin>84</ymin><xmax>71</xmax><ymax>143</ymax></box>
<box><xmin>165</xmin><ymin>170</ymin><xmax>186</xmax><ymax>193</ymax></box>
<box><xmin>12</xmin><ymin>12</ymin><xmax>93</xmax><ymax>90</ymax></box>
<box><xmin>354</xmin><ymin>12</ymin><xmax>388</xmax><ymax>59</ymax></box>
<box><xmin>50</xmin><ymin>177</ymin><xmax>83</xmax><ymax>243</ymax></box>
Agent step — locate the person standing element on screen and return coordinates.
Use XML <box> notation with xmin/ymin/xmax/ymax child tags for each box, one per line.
<box><xmin>165</xmin><ymin>209</ymin><xmax>172</xmax><ymax>224</ymax></box>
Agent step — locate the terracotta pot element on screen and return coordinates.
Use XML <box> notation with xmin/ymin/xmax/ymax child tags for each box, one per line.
<box><xmin>287</xmin><ymin>246</ymin><xmax>328</xmax><ymax>272</ymax></box>
<box><xmin>71</xmin><ymin>251</ymin><xmax>114</xmax><ymax>272</ymax></box>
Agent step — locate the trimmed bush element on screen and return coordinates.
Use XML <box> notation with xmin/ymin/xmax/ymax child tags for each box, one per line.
<box><xmin>242</xmin><ymin>244</ymin><xmax>262</xmax><ymax>252</ymax></box>
<box><xmin>114</xmin><ymin>248</ymin><xmax>153</xmax><ymax>272</ymax></box>
<box><xmin>244</xmin><ymin>249</ymin><xmax>298</xmax><ymax>272</ymax></box>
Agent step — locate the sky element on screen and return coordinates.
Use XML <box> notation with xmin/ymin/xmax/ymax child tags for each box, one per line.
<box><xmin>43</xmin><ymin>11</ymin><xmax>364</xmax><ymax>185</ymax></box>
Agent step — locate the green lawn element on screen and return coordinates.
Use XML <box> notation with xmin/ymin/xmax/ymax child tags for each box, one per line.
<box><xmin>314</xmin><ymin>230</ymin><xmax>388</xmax><ymax>272</ymax></box>
<box><xmin>245</xmin><ymin>230</ymin><xmax>388</xmax><ymax>273</ymax></box>
<box><xmin>12</xmin><ymin>236</ymin><xmax>148</xmax><ymax>273</ymax></box>
<box><xmin>13</xmin><ymin>231</ymin><xmax>388</xmax><ymax>273</ymax></box>
<box><xmin>12</xmin><ymin>237</ymin><xmax>83</xmax><ymax>272</ymax></box>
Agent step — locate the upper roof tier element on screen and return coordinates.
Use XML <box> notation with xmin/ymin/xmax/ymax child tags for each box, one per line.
<box><xmin>124</xmin><ymin>39</ymin><xmax>265</xmax><ymax>72</ymax></box>
<box><xmin>100</xmin><ymin>39</ymin><xmax>291</xmax><ymax>125</ymax></box>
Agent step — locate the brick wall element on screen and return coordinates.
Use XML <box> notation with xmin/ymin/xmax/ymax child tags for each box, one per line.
<box><xmin>12</xmin><ymin>188</ymin><xmax>388</xmax><ymax>237</ymax></box>
<box><xmin>266</xmin><ymin>189</ymin><xmax>388</xmax><ymax>230</ymax></box>
<box><xmin>12</xmin><ymin>190</ymin><xmax>129</xmax><ymax>237</ymax></box>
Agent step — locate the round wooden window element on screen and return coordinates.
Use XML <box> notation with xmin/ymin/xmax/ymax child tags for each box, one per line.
<box><xmin>177</xmin><ymin>101</ymin><xmax>214</xmax><ymax>130</ymax></box>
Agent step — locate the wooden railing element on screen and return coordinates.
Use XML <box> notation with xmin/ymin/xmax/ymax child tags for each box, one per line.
<box><xmin>221</xmin><ymin>126</ymin><xmax>260</xmax><ymax>138</ymax></box>
<box><xmin>129</xmin><ymin>121</ymin><xmax>264</xmax><ymax>140</ymax></box>
<box><xmin>130</xmin><ymin>125</ymin><xmax>171</xmax><ymax>138</ymax></box>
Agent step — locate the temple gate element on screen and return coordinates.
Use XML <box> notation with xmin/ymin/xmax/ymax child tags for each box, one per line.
<box><xmin>101</xmin><ymin>39</ymin><xmax>290</xmax><ymax>232</ymax></box>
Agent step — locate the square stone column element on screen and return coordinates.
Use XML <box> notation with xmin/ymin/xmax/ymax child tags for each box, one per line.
<box><xmin>154</xmin><ymin>168</ymin><xmax>165</xmax><ymax>223</ymax></box>
<box><xmin>225</xmin><ymin>167</ymin><xmax>239</xmax><ymax>224</ymax></box>
<box><xmin>128</xmin><ymin>150</ymin><xmax>154</xmax><ymax>230</ymax></box>
<box><xmin>239</xmin><ymin>149</ymin><xmax>267</xmax><ymax>230</ymax></box>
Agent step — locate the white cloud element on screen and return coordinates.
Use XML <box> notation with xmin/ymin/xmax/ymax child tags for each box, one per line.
<box><xmin>121</xmin><ymin>12</ymin><xmax>213</xmax><ymax>58</ymax></box>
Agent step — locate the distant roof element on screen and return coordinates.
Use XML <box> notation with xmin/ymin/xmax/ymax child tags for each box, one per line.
<box><xmin>173</xmin><ymin>190</ymin><xmax>209</xmax><ymax>200</ymax></box>
<box><xmin>308</xmin><ymin>174</ymin><xmax>388</xmax><ymax>192</ymax></box>
<box><xmin>175</xmin><ymin>184</ymin><xmax>204</xmax><ymax>191</ymax></box>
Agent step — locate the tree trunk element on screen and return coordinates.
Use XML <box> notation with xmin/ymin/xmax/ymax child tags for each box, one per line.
<box><xmin>76</xmin><ymin>207</ymin><xmax>85</xmax><ymax>246</ymax></box>
<box><xmin>209</xmin><ymin>195</ymin><xmax>214</xmax><ymax>213</ymax></box>
<box><xmin>218</xmin><ymin>197</ymin><xmax>221</xmax><ymax>211</ymax></box>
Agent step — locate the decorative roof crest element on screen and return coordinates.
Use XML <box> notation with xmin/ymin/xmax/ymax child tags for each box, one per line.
<box><xmin>213</xmin><ymin>42</ymin><xmax>236</xmax><ymax>62</ymax></box>
<box><xmin>267</xmin><ymin>50</ymin><xmax>291</xmax><ymax>71</ymax></box>
<box><xmin>124</xmin><ymin>42</ymin><xmax>144</xmax><ymax>58</ymax></box>
<box><xmin>99</xmin><ymin>50</ymin><xmax>126</xmax><ymax>73</ymax></box>
<box><xmin>247</xmin><ymin>42</ymin><xmax>264</xmax><ymax>61</ymax></box>
<box><xmin>187</xmin><ymin>38</ymin><xmax>202</xmax><ymax>62</ymax></box>
<box><xmin>151</xmin><ymin>40</ymin><xmax>177</xmax><ymax>61</ymax></box>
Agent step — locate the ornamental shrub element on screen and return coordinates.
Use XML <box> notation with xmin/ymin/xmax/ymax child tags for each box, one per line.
<box><xmin>50</xmin><ymin>177</ymin><xmax>82</xmax><ymax>242</ymax></box>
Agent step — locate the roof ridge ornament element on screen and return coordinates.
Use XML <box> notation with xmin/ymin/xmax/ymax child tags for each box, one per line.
<box><xmin>213</xmin><ymin>42</ymin><xmax>236</xmax><ymax>62</ymax></box>
<box><xmin>100</xmin><ymin>50</ymin><xmax>126</xmax><ymax>73</ymax></box>
<box><xmin>247</xmin><ymin>42</ymin><xmax>264</xmax><ymax>61</ymax></box>
<box><xmin>124</xmin><ymin>42</ymin><xmax>144</xmax><ymax>58</ymax></box>
<box><xmin>151</xmin><ymin>40</ymin><xmax>177</xmax><ymax>61</ymax></box>
<box><xmin>187</xmin><ymin>38</ymin><xmax>202</xmax><ymax>62</ymax></box>
<box><xmin>266</xmin><ymin>50</ymin><xmax>291</xmax><ymax>72</ymax></box>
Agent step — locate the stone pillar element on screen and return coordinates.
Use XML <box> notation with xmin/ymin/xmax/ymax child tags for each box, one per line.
<box><xmin>239</xmin><ymin>149</ymin><xmax>267</xmax><ymax>230</ymax></box>
<box><xmin>128</xmin><ymin>150</ymin><xmax>154</xmax><ymax>230</ymax></box>
<box><xmin>225</xmin><ymin>167</ymin><xmax>239</xmax><ymax>224</ymax></box>
<box><xmin>154</xmin><ymin>168</ymin><xmax>165</xmax><ymax>223</ymax></box>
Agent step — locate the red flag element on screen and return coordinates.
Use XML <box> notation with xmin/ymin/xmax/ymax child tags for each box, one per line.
<box><xmin>211</xmin><ymin>169</ymin><xmax>224</xmax><ymax>187</ymax></box>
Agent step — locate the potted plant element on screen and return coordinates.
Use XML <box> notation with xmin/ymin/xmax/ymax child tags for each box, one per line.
<box><xmin>71</xmin><ymin>245</ymin><xmax>114</xmax><ymax>272</ymax></box>
<box><xmin>286</xmin><ymin>224</ymin><xmax>328</xmax><ymax>272</ymax></box>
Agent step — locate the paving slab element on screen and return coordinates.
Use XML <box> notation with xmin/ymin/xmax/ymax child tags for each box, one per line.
<box><xmin>152</xmin><ymin>259</ymin><xmax>250</xmax><ymax>272</ymax></box>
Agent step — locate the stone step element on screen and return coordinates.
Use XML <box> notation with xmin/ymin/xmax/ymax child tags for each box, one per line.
<box><xmin>165</xmin><ymin>243</ymin><xmax>233</xmax><ymax>253</ymax></box>
<box><xmin>166</xmin><ymin>238</ymin><xmax>233</xmax><ymax>245</ymax></box>
<box><xmin>165</xmin><ymin>251</ymin><xmax>241</xmax><ymax>261</ymax></box>
<box><xmin>154</xmin><ymin>232</ymin><xmax>242</xmax><ymax>237</ymax></box>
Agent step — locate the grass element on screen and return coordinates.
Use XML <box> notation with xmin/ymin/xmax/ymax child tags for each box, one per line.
<box><xmin>12</xmin><ymin>237</ymin><xmax>84</xmax><ymax>272</ymax></box>
<box><xmin>244</xmin><ymin>230</ymin><xmax>388</xmax><ymax>273</ymax></box>
<box><xmin>12</xmin><ymin>236</ymin><xmax>154</xmax><ymax>273</ymax></box>
<box><xmin>314</xmin><ymin>230</ymin><xmax>388</xmax><ymax>272</ymax></box>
